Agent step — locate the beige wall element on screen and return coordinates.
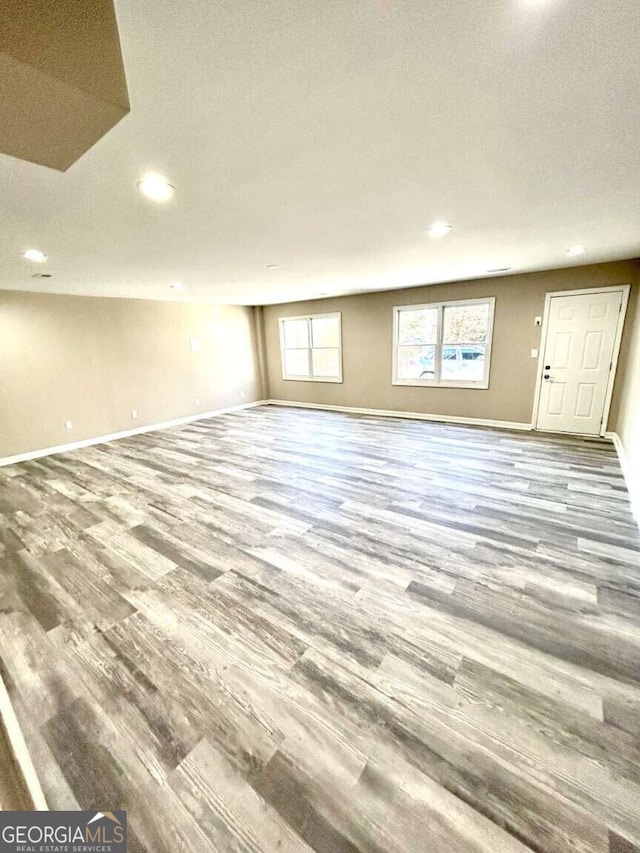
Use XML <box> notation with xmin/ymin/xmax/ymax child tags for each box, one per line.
<box><xmin>0</xmin><ymin>291</ymin><xmax>263</xmax><ymax>459</ymax></box>
<box><xmin>614</xmin><ymin>287</ymin><xmax>640</xmax><ymax>520</ymax></box>
<box><xmin>264</xmin><ymin>260</ymin><xmax>640</xmax><ymax>426</ymax></box>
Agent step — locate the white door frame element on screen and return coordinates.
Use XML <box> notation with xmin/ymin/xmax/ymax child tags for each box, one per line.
<box><xmin>531</xmin><ymin>284</ymin><xmax>631</xmax><ymax>436</ymax></box>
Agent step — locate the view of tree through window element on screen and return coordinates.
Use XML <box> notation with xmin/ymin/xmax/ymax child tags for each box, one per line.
<box><xmin>398</xmin><ymin>307</ymin><xmax>438</xmax><ymax>345</ymax></box>
<box><xmin>394</xmin><ymin>299</ymin><xmax>494</xmax><ymax>385</ymax></box>
<box><xmin>443</xmin><ymin>303</ymin><xmax>490</xmax><ymax>344</ymax></box>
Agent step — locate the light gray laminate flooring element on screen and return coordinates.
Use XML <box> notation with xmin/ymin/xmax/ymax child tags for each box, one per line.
<box><xmin>0</xmin><ymin>405</ymin><xmax>639</xmax><ymax>852</ymax></box>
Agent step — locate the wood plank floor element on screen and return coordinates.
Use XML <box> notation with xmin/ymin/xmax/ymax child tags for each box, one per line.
<box><xmin>1</xmin><ymin>405</ymin><xmax>640</xmax><ymax>852</ymax></box>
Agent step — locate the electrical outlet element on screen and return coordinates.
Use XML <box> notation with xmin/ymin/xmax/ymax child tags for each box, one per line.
<box><xmin>65</xmin><ymin>420</ymin><xmax>73</xmax><ymax>430</ymax></box>
<box><xmin>531</xmin><ymin>348</ymin><xmax>539</xmax><ymax>358</ymax></box>
<box><xmin>194</xmin><ymin>398</ymin><xmax>200</xmax><ymax>407</ymax></box>
<box><xmin>131</xmin><ymin>409</ymin><xmax>138</xmax><ymax>420</ymax></box>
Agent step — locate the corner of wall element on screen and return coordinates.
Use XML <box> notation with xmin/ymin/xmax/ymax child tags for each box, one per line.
<box><xmin>609</xmin><ymin>267</ymin><xmax>640</xmax><ymax>531</ymax></box>
<box><xmin>253</xmin><ymin>305</ymin><xmax>270</xmax><ymax>401</ymax></box>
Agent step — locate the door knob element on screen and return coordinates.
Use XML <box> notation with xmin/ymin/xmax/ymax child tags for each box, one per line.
<box><xmin>544</xmin><ymin>365</ymin><xmax>551</xmax><ymax>370</ymax></box>
<box><xmin>544</xmin><ymin>373</ymin><xmax>551</xmax><ymax>379</ymax></box>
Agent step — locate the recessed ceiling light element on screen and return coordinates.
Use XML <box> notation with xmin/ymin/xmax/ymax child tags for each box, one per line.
<box><xmin>170</xmin><ymin>282</ymin><xmax>185</xmax><ymax>291</ymax></box>
<box><xmin>137</xmin><ymin>173</ymin><xmax>175</xmax><ymax>203</ymax></box>
<box><xmin>566</xmin><ymin>245</ymin><xmax>586</xmax><ymax>256</ymax></box>
<box><xmin>23</xmin><ymin>248</ymin><xmax>47</xmax><ymax>262</ymax></box>
<box><xmin>427</xmin><ymin>221</ymin><xmax>452</xmax><ymax>238</ymax></box>
<box><xmin>487</xmin><ymin>267</ymin><xmax>511</xmax><ymax>273</ymax></box>
<box><xmin>266</xmin><ymin>264</ymin><xmax>279</xmax><ymax>270</ymax></box>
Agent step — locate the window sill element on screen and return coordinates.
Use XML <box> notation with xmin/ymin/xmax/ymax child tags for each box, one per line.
<box><xmin>392</xmin><ymin>379</ymin><xmax>489</xmax><ymax>390</ymax></box>
<box><xmin>283</xmin><ymin>376</ymin><xmax>343</xmax><ymax>383</ymax></box>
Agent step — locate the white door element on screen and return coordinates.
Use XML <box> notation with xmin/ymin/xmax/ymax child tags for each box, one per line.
<box><xmin>535</xmin><ymin>289</ymin><xmax>623</xmax><ymax>435</ymax></box>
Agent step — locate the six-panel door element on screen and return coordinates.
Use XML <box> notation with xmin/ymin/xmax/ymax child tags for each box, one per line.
<box><xmin>535</xmin><ymin>290</ymin><xmax>623</xmax><ymax>435</ymax></box>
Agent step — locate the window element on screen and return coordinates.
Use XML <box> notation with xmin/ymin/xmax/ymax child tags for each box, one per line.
<box><xmin>393</xmin><ymin>297</ymin><xmax>495</xmax><ymax>388</ymax></box>
<box><xmin>279</xmin><ymin>313</ymin><xmax>342</xmax><ymax>382</ymax></box>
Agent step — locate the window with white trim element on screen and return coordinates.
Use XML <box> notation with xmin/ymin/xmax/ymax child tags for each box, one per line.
<box><xmin>279</xmin><ymin>313</ymin><xmax>342</xmax><ymax>382</ymax></box>
<box><xmin>393</xmin><ymin>297</ymin><xmax>495</xmax><ymax>388</ymax></box>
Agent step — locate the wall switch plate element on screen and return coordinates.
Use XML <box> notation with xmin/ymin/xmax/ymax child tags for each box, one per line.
<box><xmin>131</xmin><ymin>409</ymin><xmax>138</xmax><ymax>419</ymax></box>
<box><xmin>190</xmin><ymin>337</ymin><xmax>202</xmax><ymax>352</ymax></box>
<box><xmin>534</xmin><ymin>316</ymin><xmax>542</xmax><ymax>326</ymax></box>
<box><xmin>65</xmin><ymin>420</ymin><xmax>73</xmax><ymax>430</ymax></box>
<box><xmin>194</xmin><ymin>398</ymin><xmax>200</xmax><ymax>407</ymax></box>
<box><xmin>531</xmin><ymin>348</ymin><xmax>539</xmax><ymax>358</ymax></box>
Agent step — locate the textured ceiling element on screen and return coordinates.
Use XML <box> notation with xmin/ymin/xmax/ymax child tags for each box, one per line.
<box><xmin>1</xmin><ymin>0</ymin><xmax>639</xmax><ymax>304</ymax></box>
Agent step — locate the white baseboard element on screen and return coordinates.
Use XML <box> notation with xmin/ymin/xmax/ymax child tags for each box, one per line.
<box><xmin>266</xmin><ymin>399</ymin><xmax>532</xmax><ymax>432</ymax></box>
<box><xmin>0</xmin><ymin>400</ymin><xmax>267</xmax><ymax>468</ymax></box>
<box><xmin>0</xmin><ymin>674</ymin><xmax>47</xmax><ymax>809</ymax></box>
<box><xmin>605</xmin><ymin>431</ymin><xmax>640</xmax><ymax>529</ymax></box>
